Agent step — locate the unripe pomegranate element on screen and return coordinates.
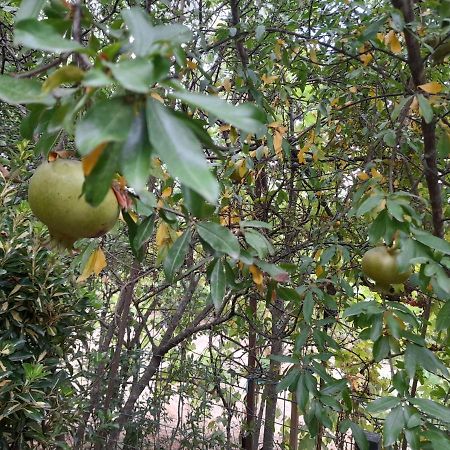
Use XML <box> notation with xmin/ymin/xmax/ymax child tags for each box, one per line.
<box><xmin>361</xmin><ymin>246</ymin><xmax>411</xmax><ymax>287</ymax></box>
<box><xmin>28</xmin><ymin>159</ymin><xmax>119</xmax><ymax>249</ymax></box>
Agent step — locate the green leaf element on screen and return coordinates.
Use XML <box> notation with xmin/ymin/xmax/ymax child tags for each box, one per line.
<box><xmin>409</xmin><ymin>399</ymin><xmax>450</xmax><ymax>423</ymax></box>
<box><xmin>42</xmin><ymin>65</ymin><xmax>85</xmax><ymax>93</ymax></box>
<box><xmin>303</xmin><ymin>291</ymin><xmax>314</xmax><ymax>324</ymax></box>
<box><xmin>343</xmin><ymin>301</ymin><xmax>383</xmax><ymax>317</ymax></box>
<box><xmin>417</xmin><ymin>94</ymin><xmax>433</xmax><ymax>124</ymax></box>
<box><xmin>436</xmin><ymin>301</ymin><xmax>450</xmax><ymax>331</ymax></box>
<box><xmin>82</xmin><ymin>69</ymin><xmax>112</xmax><ymax>88</ymax></box>
<box><xmin>15</xmin><ymin>0</ymin><xmax>47</xmax><ymax>21</ymax></box>
<box><xmin>349</xmin><ymin>423</ymin><xmax>369</xmax><ymax>450</ymax></box>
<box><xmin>170</xmin><ymin>89</ymin><xmax>266</xmax><ymax>135</ymax></box>
<box><xmin>146</xmin><ymin>98</ymin><xmax>219</xmax><ymax>203</ymax></box>
<box><xmin>255</xmin><ymin>260</ymin><xmax>290</xmax><ymax>283</ymax></box>
<box><xmin>197</xmin><ymin>222</ymin><xmax>240</xmax><ymax>259</ymax></box>
<box><xmin>404</xmin><ymin>343</ymin><xmax>448</xmax><ymax>379</ymax></box>
<box><xmin>14</xmin><ymin>19</ymin><xmax>82</xmax><ymax>53</ymax></box>
<box><xmin>240</xmin><ymin>220</ymin><xmax>272</xmax><ymax>230</ymax></box>
<box><xmin>122</xmin><ymin>7</ymin><xmax>192</xmax><ymax>57</ymax></box>
<box><xmin>75</xmin><ymin>97</ymin><xmax>134</xmax><ymax>156</ymax></box>
<box><xmin>210</xmin><ymin>259</ymin><xmax>226</xmax><ymax>312</ymax></box>
<box><xmin>383</xmin><ymin>129</ymin><xmax>396</xmax><ymax>147</ymax></box>
<box><xmin>0</xmin><ymin>75</ymin><xmax>54</xmax><ymax>105</ymax></box>
<box><xmin>120</xmin><ymin>111</ymin><xmax>152</xmax><ymax>193</ymax></box>
<box><xmin>276</xmin><ymin>367</ymin><xmax>300</xmax><ymax>393</ymax></box>
<box><xmin>356</xmin><ymin>194</ymin><xmax>384</xmax><ymax>216</ymax></box>
<box><xmin>181</xmin><ymin>185</ymin><xmax>214</xmax><ymax>218</ymax></box>
<box><xmin>133</xmin><ymin>214</ymin><xmax>155</xmax><ymax>255</ymax></box>
<box><xmin>108</xmin><ymin>56</ymin><xmax>169</xmax><ymax>93</ymax></box>
<box><xmin>244</xmin><ymin>229</ymin><xmax>273</xmax><ymax>259</ymax></box>
<box><xmin>373</xmin><ymin>335</ymin><xmax>390</xmax><ymax>362</ymax></box>
<box><xmin>255</xmin><ymin>24</ymin><xmax>266</xmax><ymax>40</ymax></box>
<box><xmin>366</xmin><ymin>396</ymin><xmax>400</xmax><ymax>413</ymax></box>
<box><xmin>296</xmin><ymin>373</ymin><xmax>309</xmax><ymax>412</ymax></box>
<box><xmin>383</xmin><ymin>406</ymin><xmax>405</xmax><ymax>447</ymax></box>
<box><xmin>437</xmin><ymin>130</ymin><xmax>450</xmax><ymax>159</ymax></box>
<box><xmin>413</xmin><ymin>229</ymin><xmax>450</xmax><ymax>255</ymax></box>
<box><xmin>320</xmin><ymin>379</ymin><xmax>348</xmax><ymax>396</ymax></box>
<box><xmin>163</xmin><ymin>229</ymin><xmax>191</xmax><ymax>282</ymax></box>
<box><xmin>83</xmin><ymin>144</ymin><xmax>119</xmax><ymax>207</ymax></box>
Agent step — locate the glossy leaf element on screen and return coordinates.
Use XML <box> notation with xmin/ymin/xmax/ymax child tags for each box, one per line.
<box><xmin>122</xmin><ymin>7</ymin><xmax>192</xmax><ymax>57</ymax></box>
<box><xmin>75</xmin><ymin>97</ymin><xmax>134</xmax><ymax>156</ymax></box>
<box><xmin>170</xmin><ymin>89</ymin><xmax>266</xmax><ymax>135</ymax></box>
<box><xmin>417</xmin><ymin>94</ymin><xmax>433</xmax><ymax>124</ymax></box>
<box><xmin>366</xmin><ymin>396</ymin><xmax>400</xmax><ymax>413</ymax></box>
<box><xmin>108</xmin><ymin>57</ymin><xmax>169</xmax><ymax>93</ymax></box>
<box><xmin>196</xmin><ymin>222</ymin><xmax>240</xmax><ymax>259</ymax></box>
<box><xmin>0</xmin><ymin>75</ymin><xmax>54</xmax><ymax>105</ymax></box>
<box><xmin>15</xmin><ymin>0</ymin><xmax>47</xmax><ymax>21</ymax></box>
<box><xmin>146</xmin><ymin>98</ymin><xmax>219</xmax><ymax>202</ymax></box>
<box><xmin>255</xmin><ymin>260</ymin><xmax>290</xmax><ymax>282</ymax></box>
<box><xmin>210</xmin><ymin>259</ymin><xmax>226</xmax><ymax>311</ymax></box>
<box><xmin>410</xmin><ymin>399</ymin><xmax>450</xmax><ymax>423</ymax></box>
<box><xmin>14</xmin><ymin>19</ymin><xmax>82</xmax><ymax>53</ymax></box>
<box><xmin>121</xmin><ymin>111</ymin><xmax>152</xmax><ymax>193</ymax></box>
<box><xmin>163</xmin><ymin>229</ymin><xmax>191</xmax><ymax>282</ymax></box>
<box><xmin>383</xmin><ymin>406</ymin><xmax>405</xmax><ymax>446</ymax></box>
<box><xmin>133</xmin><ymin>214</ymin><xmax>155</xmax><ymax>257</ymax></box>
<box><xmin>83</xmin><ymin>144</ymin><xmax>120</xmax><ymax>206</ymax></box>
<box><xmin>413</xmin><ymin>229</ymin><xmax>450</xmax><ymax>255</ymax></box>
<box><xmin>244</xmin><ymin>229</ymin><xmax>273</xmax><ymax>259</ymax></box>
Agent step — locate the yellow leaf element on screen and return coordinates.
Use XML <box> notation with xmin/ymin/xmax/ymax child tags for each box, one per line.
<box><xmin>219</xmin><ymin>124</ymin><xmax>231</xmax><ymax>132</ymax></box>
<box><xmin>310</xmin><ymin>48</ymin><xmax>318</xmax><ymax>63</ymax></box>
<box><xmin>82</xmin><ymin>143</ymin><xmax>107</xmax><ymax>176</ymax></box>
<box><xmin>273</xmin><ymin>130</ymin><xmax>284</xmax><ymax>159</ymax></box>
<box><xmin>150</xmin><ymin>92</ymin><xmax>164</xmax><ymax>103</ymax></box>
<box><xmin>261</xmin><ymin>74</ymin><xmax>279</xmax><ymax>86</ymax></box>
<box><xmin>156</xmin><ymin>222</ymin><xmax>170</xmax><ymax>248</ymax></box>
<box><xmin>370</xmin><ymin>168</ymin><xmax>383</xmax><ymax>179</ymax></box>
<box><xmin>389</xmin><ymin>32</ymin><xmax>402</xmax><ymax>54</ymax></box>
<box><xmin>249</xmin><ymin>265</ymin><xmax>264</xmax><ymax>285</ymax></box>
<box><xmin>359</xmin><ymin>52</ymin><xmax>373</xmax><ymax>65</ymax></box>
<box><xmin>410</xmin><ymin>96</ymin><xmax>419</xmax><ymax>112</ymax></box>
<box><xmin>349</xmin><ymin>86</ymin><xmax>357</xmax><ymax>93</ymax></box>
<box><xmin>274</xmin><ymin>42</ymin><xmax>282</xmax><ymax>60</ymax></box>
<box><xmin>186</xmin><ymin>60</ymin><xmax>198</xmax><ymax>70</ymax></box>
<box><xmin>10</xmin><ymin>310</ymin><xmax>22</xmax><ymax>323</ymax></box>
<box><xmin>376</xmin><ymin>32</ymin><xmax>385</xmax><ymax>43</ymax></box>
<box><xmin>357</xmin><ymin>171</ymin><xmax>370</xmax><ymax>181</ymax></box>
<box><xmin>297</xmin><ymin>148</ymin><xmax>306</xmax><ymax>164</ymax></box>
<box><xmin>161</xmin><ymin>186</ymin><xmax>172</xmax><ymax>198</ymax></box>
<box><xmin>222</xmin><ymin>78</ymin><xmax>232</xmax><ymax>92</ymax></box>
<box><xmin>316</xmin><ymin>265</ymin><xmax>324</xmax><ymax>277</ymax></box>
<box><xmin>418</xmin><ymin>82</ymin><xmax>443</xmax><ymax>95</ymax></box>
<box><xmin>157</xmin><ymin>199</ymin><xmax>164</xmax><ymax>209</ymax></box>
<box><xmin>77</xmin><ymin>248</ymin><xmax>107</xmax><ymax>283</ymax></box>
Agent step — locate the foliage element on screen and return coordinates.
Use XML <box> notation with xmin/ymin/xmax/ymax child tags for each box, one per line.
<box><xmin>0</xmin><ymin>142</ymin><xmax>96</xmax><ymax>447</ymax></box>
<box><xmin>0</xmin><ymin>0</ymin><xmax>449</xmax><ymax>448</ymax></box>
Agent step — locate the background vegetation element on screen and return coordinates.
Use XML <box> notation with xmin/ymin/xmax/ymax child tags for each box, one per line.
<box><xmin>0</xmin><ymin>0</ymin><xmax>449</xmax><ymax>448</ymax></box>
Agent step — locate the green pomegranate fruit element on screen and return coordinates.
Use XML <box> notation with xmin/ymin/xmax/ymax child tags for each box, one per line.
<box><xmin>28</xmin><ymin>159</ymin><xmax>119</xmax><ymax>249</ymax></box>
<box><xmin>361</xmin><ymin>246</ymin><xmax>411</xmax><ymax>287</ymax></box>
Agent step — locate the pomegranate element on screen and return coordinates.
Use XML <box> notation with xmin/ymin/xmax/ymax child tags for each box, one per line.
<box><xmin>28</xmin><ymin>159</ymin><xmax>119</xmax><ymax>249</ymax></box>
<box><xmin>361</xmin><ymin>246</ymin><xmax>411</xmax><ymax>287</ymax></box>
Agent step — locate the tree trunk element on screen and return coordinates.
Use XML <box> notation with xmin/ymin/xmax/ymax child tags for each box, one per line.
<box><xmin>262</xmin><ymin>296</ymin><xmax>283</xmax><ymax>450</ymax></box>
<box><xmin>289</xmin><ymin>392</ymin><xmax>299</xmax><ymax>450</ymax></box>
<box><xmin>243</xmin><ymin>295</ymin><xmax>258</xmax><ymax>449</ymax></box>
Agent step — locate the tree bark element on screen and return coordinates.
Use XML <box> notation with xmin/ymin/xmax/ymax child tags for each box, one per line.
<box><xmin>261</xmin><ymin>295</ymin><xmax>283</xmax><ymax>450</ymax></box>
<box><xmin>289</xmin><ymin>392</ymin><xmax>299</xmax><ymax>450</ymax></box>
